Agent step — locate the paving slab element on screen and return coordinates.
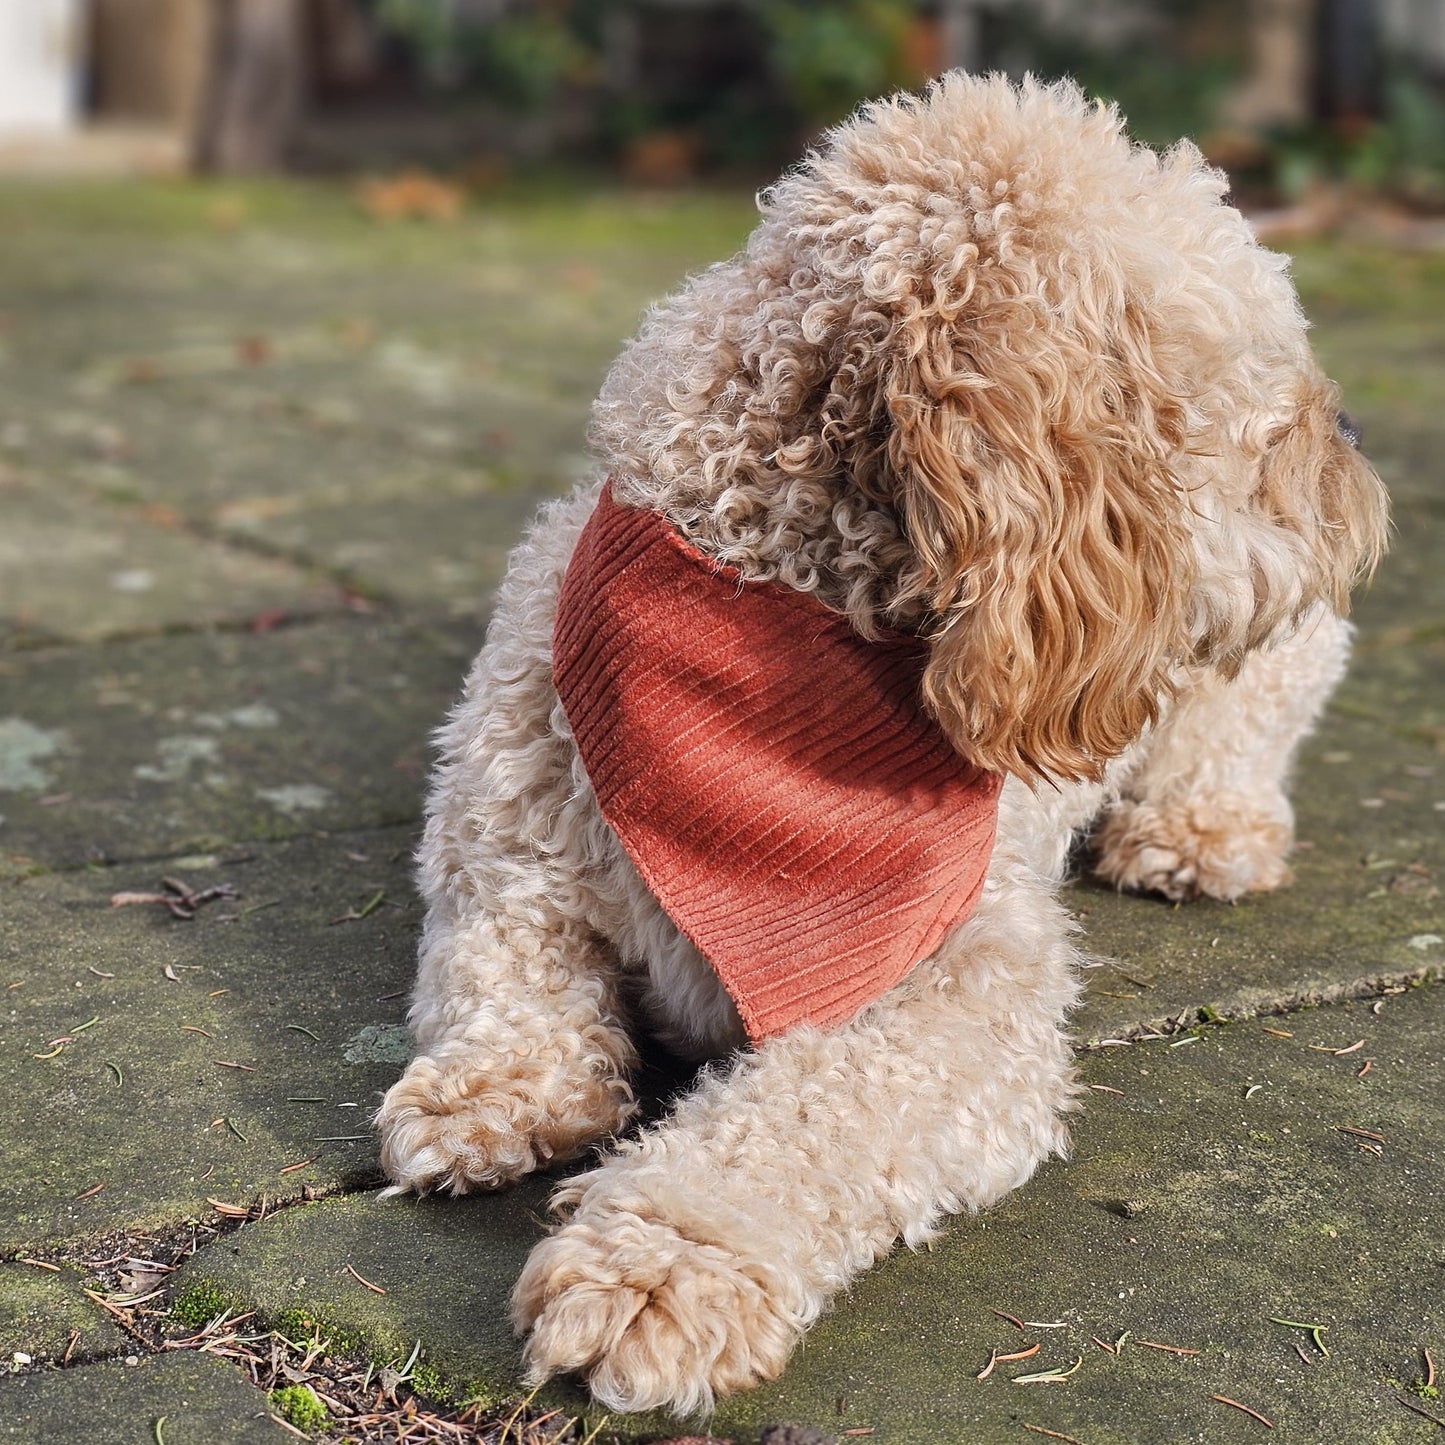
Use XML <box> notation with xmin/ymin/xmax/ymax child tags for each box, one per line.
<box><xmin>231</xmin><ymin>476</ymin><xmax>575</xmax><ymax>619</ymax></box>
<box><xmin>1070</xmin><ymin>674</ymin><xmax>1443</xmax><ymax>1041</ymax></box>
<box><xmin>0</xmin><ymin>1264</ymin><xmax>127</xmax><ymax>1366</ymax></box>
<box><xmin>0</xmin><ymin>1351</ymin><xmax>285</xmax><ymax>1443</ymax></box>
<box><xmin>0</xmin><ymin>471</ymin><xmax>343</xmax><ymax>648</ymax></box>
<box><xmin>0</xmin><ymin>180</ymin><xmax>754</xmax><ymax>619</ymax></box>
<box><xmin>2</xmin><ymin>360</ymin><xmax>591</xmax><ymax>615</ymax></box>
<box><xmin>175</xmin><ymin>982</ymin><xmax>1444</xmax><ymax>1444</ymax></box>
<box><xmin>0</xmin><ymin>618</ymin><xmax>473</xmax><ymax>873</ymax></box>
<box><xmin>1</xmin><ymin>760</ymin><xmax>1433</xmax><ymax>1264</ymax></box>
<box><xmin>0</xmin><ymin>831</ymin><xmax>420</xmax><ymax>1253</ymax></box>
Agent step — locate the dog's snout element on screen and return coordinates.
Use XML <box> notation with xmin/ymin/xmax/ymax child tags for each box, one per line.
<box><xmin>1336</xmin><ymin>409</ymin><xmax>1362</xmax><ymax>448</ymax></box>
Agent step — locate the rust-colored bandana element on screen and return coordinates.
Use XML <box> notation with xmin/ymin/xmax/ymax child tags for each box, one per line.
<box><xmin>552</xmin><ymin>484</ymin><xmax>1002</xmax><ymax>1041</ymax></box>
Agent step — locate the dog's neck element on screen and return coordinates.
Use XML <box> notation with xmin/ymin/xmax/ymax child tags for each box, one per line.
<box><xmin>610</xmin><ymin>467</ymin><xmax>931</xmax><ymax>639</ymax></box>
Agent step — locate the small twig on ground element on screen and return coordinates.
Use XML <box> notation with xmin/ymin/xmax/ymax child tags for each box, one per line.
<box><xmin>113</xmin><ymin>878</ymin><xmax>240</xmax><ymax>920</ymax></box>
<box><xmin>344</xmin><ymin>1264</ymin><xmax>387</xmax><ymax>1295</ymax></box>
<box><xmin>978</xmin><ymin>1343</ymin><xmax>1040</xmax><ymax>1379</ymax></box>
<box><xmin>1211</xmin><ymin>1394</ymin><xmax>1273</xmax><ymax>1428</ymax></box>
<box><xmin>1397</xmin><ymin>1396</ymin><xmax>1445</xmax><ymax>1430</ymax></box>
<box><xmin>1013</xmin><ymin>1356</ymin><xmax>1083</xmax><ymax>1384</ymax></box>
<box><xmin>329</xmin><ymin>890</ymin><xmax>389</xmax><ymax>926</ymax></box>
<box><xmin>1269</xmin><ymin>1317</ymin><xmax>1328</xmax><ymax>1355</ymax></box>
<box><xmin>206</xmin><ymin>1198</ymin><xmax>255</xmax><ymax>1219</ymax></box>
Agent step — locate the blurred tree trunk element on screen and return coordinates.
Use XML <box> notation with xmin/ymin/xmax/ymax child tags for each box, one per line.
<box><xmin>1225</xmin><ymin>0</ymin><xmax>1314</xmax><ymax>130</ymax></box>
<box><xmin>940</xmin><ymin>0</ymin><xmax>983</xmax><ymax>73</ymax></box>
<box><xmin>197</xmin><ymin>0</ymin><xmax>307</xmax><ymax>172</ymax></box>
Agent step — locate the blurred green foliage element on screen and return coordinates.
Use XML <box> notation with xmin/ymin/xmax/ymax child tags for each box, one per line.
<box><xmin>761</xmin><ymin>0</ymin><xmax>915</xmax><ymax>128</ymax></box>
<box><xmin>378</xmin><ymin>0</ymin><xmax>592</xmax><ymax>108</ymax></box>
<box><xmin>1272</xmin><ymin>70</ymin><xmax>1445</xmax><ymax>205</ymax></box>
<box><xmin>372</xmin><ymin>0</ymin><xmax>1445</xmax><ymax>203</ymax></box>
<box><xmin>1011</xmin><ymin>37</ymin><xmax>1240</xmax><ymax>151</ymax></box>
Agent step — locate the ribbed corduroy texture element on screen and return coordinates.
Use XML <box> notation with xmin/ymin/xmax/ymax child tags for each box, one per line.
<box><xmin>553</xmin><ymin>485</ymin><xmax>1003</xmax><ymax>1041</ymax></box>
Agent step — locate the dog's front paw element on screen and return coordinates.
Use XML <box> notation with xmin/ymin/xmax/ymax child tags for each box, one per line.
<box><xmin>1093</xmin><ymin>794</ymin><xmax>1292</xmax><ymax>902</ymax></box>
<box><xmin>512</xmin><ymin>1208</ymin><xmax>806</xmax><ymax>1414</ymax></box>
<box><xmin>375</xmin><ymin>1045</ymin><xmax>635</xmax><ymax>1195</ymax></box>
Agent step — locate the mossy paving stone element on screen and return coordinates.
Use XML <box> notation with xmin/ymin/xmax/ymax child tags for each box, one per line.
<box><xmin>175</xmin><ymin>983</ymin><xmax>1444</xmax><ymax>1444</ymax></box>
<box><xmin>0</xmin><ymin>1264</ymin><xmax>127</xmax><ymax>1366</ymax></box>
<box><xmin>232</xmin><ymin>477</ymin><xmax>577</xmax><ymax>620</ymax></box>
<box><xmin>2</xmin><ymin>363</ymin><xmax>593</xmax><ymax>612</ymax></box>
<box><xmin>0</xmin><ymin>617</ymin><xmax>474</xmax><ymax>874</ymax></box>
<box><xmin>0</xmin><ymin>178</ymin><xmax>754</xmax><ymax>612</ymax></box>
<box><xmin>1069</xmin><ymin>672</ymin><xmax>1444</xmax><ymax>1041</ymax></box>
<box><xmin>0</xmin><ymin>1351</ymin><xmax>285</xmax><ymax>1443</ymax></box>
<box><xmin>0</xmin><ymin>831</ymin><xmax>421</xmax><ymax>1254</ymax></box>
<box><xmin>0</xmin><ymin>472</ymin><xmax>345</xmax><ymax>649</ymax></box>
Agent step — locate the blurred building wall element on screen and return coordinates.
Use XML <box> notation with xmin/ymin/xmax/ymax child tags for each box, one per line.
<box><xmin>0</xmin><ymin>0</ymin><xmax>86</xmax><ymax>136</ymax></box>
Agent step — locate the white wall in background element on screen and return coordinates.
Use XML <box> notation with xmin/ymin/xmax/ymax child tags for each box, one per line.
<box><xmin>0</xmin><ymin>0</ymin><xmax>86</xmax><ymax>135</ymax></box>
<box><xmin>1383</xmin><ymin>0</ymin><xmax>1445</xmax><ymax>70</ymax></box>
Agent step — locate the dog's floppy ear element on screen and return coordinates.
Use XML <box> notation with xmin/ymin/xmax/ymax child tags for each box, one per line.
<box><xmin>1249</xmin><ymin>382</ymin><xmax>1389</xmax><ymax>638</ymax></box>
<box><xmin>882</xmin><ymin>303</ymin><xmax>1195</xmax><ymax>784</ymax></box>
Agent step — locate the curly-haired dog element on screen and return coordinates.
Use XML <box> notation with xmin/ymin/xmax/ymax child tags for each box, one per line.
<box><xmin>375</xmin><ymin>74</ymin><xmax>1388</xmax><ymax>1413</ymax></box>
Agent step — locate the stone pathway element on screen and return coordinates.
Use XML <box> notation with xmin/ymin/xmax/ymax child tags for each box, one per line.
<box><xmin>0</xmin><ymin>186</ymin><xmax>1440</xmax><ymax>1443</ymax></box>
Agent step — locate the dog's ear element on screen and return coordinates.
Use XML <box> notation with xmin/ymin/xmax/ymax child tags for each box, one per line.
<box><xmin>882</xmin><ymin>304</ymin><xmax>1195</xmax><ymax>784</ymax></box>
<box><xmin>1248</xmin><ymin>384</ymin><xmax>1389</xmax><ymax>640</ymax></box>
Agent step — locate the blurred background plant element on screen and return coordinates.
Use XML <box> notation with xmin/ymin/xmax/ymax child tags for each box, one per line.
<box><xmin>761</xmin><ymin>1</ymin><xmax>917</xmax><ymax>128</ymax></box>
<box><xmin>2</xmin><ymin>0</ymin><xmax>1444</xmax><ymax>219</ymax></box>
<box><xmin>378</xmin><ymin>0</ymin><xmax>595</xmax><ymax>107</ymax></box>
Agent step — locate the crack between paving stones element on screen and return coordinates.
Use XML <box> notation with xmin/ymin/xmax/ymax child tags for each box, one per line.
<box><xmin>1078</xmin><ymin>963</ymin><xmax>1442</xmax><ymax>1046</ymax></box>
<box><xmin>11</xmin><ymin>460</ymin><xmax>408</xmax><ymax>620</ymax></box>
<box><xmin>6</xmin><ymin>1178</ymin><xmax>616</xmax><ymax>1445</ymax></box>
<box><xmin>0</xmin><ymin>603</ymin><xmax>386</xmax><ymax>655</ymax></box>
<box><xmin>0</xmin><ymin>595</ymin><xmax>476</xmax><ymax>664</ymax></box>
<box><xmin>5</xmin><ymin>819</ymin><xmax>422</xmax><ymax>881</ymax></box>
<box><xmin>14</xmin><ymin>970</ymin><xmax>1436</xmax><ymax>1278</ymax></box>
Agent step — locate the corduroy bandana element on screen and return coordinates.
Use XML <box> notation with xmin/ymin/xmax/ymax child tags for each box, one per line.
<box><xmin>552</xmin><ymin>484</ymin><xmax>1003</xmax><ymax>1041</ymax></box>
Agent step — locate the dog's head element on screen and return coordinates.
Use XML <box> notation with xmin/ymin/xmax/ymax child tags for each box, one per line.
<box><xmin>597</xmin><ymin>74</ymin><xmax>1389</xmax><ymax>783</ymax></box>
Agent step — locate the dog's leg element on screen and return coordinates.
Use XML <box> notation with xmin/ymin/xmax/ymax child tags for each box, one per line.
<box><xmin>511</xmin><ymin>862</ymin><xmax>1080</xmax><ymax>1413</ymax></box>
<box><xmin>376</xmin><ymin>485</ymin><xmax>639</xmax><ymax>1194</ymax></box>
<box><xmin>377</xmin><ymin>906</ymin><xmax>637</xmax><ymax>1195</ymax></box>
<box><xmin>1093</xmin><ymin>605</ymin><xmax>1350</xmax><ymax>901</ymax></box>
